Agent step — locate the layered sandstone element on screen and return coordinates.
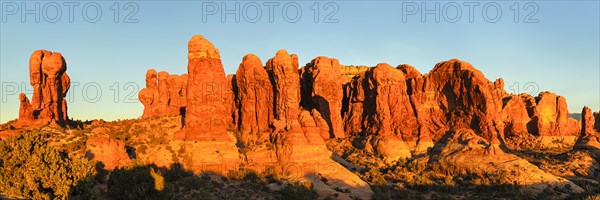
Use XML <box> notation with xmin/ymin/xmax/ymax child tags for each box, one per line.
<box><xmin>266</xmin><ymin>50</ymin><xmax>301</xmax><ymax>124</ymax></box>
<box><xmin>176</xmin><ymin>35</ymin><xmax>231</xmax><ymax>142</ymax></box>
<box><xmin>234</xmin><ymin>54</ymin><xmax>273</xmax><ymax>146</ymax></box>
<box><xmin>16</xmin><ymin>50</ymin><xmax>70</xmax><ymax>127</ymax></box>
<box><xmin>138</xmin><ymin>70</ymin><xmax>186</xmax><ymax>119</ymax></box>
<box><xmin>344</xmin><ymin>63</ymin><xmax>417</xmax><ymax>161</ymax></box>
<box><xmin>575</xmin><ymin>106</ymin><xmax>600</xmax><ymax>150</ymax></box>
<box><xmin>173</xmin><ymin>35</ymin><xmax>241</xmax><ymax>174</ymax></box>
<box><xmin>429</xmin><ymin>129</ymin><xmax>584</xmax><ymax>195</ymax></box>
<box><xmin>340</xmin><ymin>65</ymin><xmax>368</xmax><ymax>84</ymax></box>
<box><xmin>412</xmin><ymin>59</ymin><xmax>506</xmax><ymax>142</ymax></box>
<box><xmin>300</xmin><ymin>56</ymin><xmax>345</xmax><ymax>139</ymax></box>
<box><xmin>530</xmin><ymin>92</ymin><xmax>580</xmax><ymax>137</ymax></box>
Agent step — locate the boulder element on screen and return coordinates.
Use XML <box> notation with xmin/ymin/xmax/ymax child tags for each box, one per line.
<box><xmin>85</xmin><ymin>137</ymin><xmax>132</xmax><ymax>170</ymax></box>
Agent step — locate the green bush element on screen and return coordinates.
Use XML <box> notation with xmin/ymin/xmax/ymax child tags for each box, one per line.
<box><xmin>107</xmin><ymin>165</ymin><xmax>173</xmax><ymax>200</ymax></box>
<box><xmin>0</xmin><ymin>131</ymin><xmax>97</xmax><ymax>200</ymax></box>
<box><xmin>278</xmin><ymin>181</ymin><xmax>318</xmax><ymax>200</ymax></box>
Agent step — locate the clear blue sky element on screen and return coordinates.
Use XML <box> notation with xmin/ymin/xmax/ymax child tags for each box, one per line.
<box><xmin>1</xmin><ymin>1</ymin><xmax>599</xmax><ymax>123</ymax></box>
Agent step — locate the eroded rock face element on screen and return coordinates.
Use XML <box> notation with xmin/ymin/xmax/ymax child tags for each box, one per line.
<box><xmin>167</xmin><ymin>74</ymin><xmax>185</xmax><ymax>115</ymax></box>
<box><xmin>17</xmin><ymin>50</ymin><xmax>70</xmax><ymax>127</ymax></box>
<box><xmin>499</xmin><ymin>94</ymin><xmax>533</xmax><ymax>136</ymax></box>
<box><xmin>235</xmin><ymin>54</ymin><xmax>273</xmax><ymax>146</ymax></box>
<box><xmin>396</xmin><ymin>64</ymin><xmax>422</xmax><ymax>80</ymax></box>
<box><xmin>340</xmin><ymin>65</ymin><xmax>368</xmax><ymax>84</ymax></box>
<box><xmin>180</xmin><ymin>35</ymin><xmax>230</xmax><ymax>141</ymax></box>
<box><xmin>531</xmin><ymin>92</ymin><xmax>580</xmax><ymax>136</ymax></box>
<box><xmin>575</xmin><ymin>106</ymin><xmax>600</xmax><ymax>150</ymax></box>
<box><xmin>343</xmin><ymin>63</ymin><xmax>417</xmax><ymax>160</ymax></box>
<box><xmin>582</xmin><ymin>106</ymin><xmax>595</xmax><ymax>136</ymax></box>
<box><xmin>272</xmin><ymin>109</ymin><xmax>330</xmax><ymax>163</ymax></box>
<box><xmin>343</xmin><ymin>59</ymin><xmax>511</xmax><ymax>159</ymax></box>
<box><xmin>18</xmin><ymin>93</ymin><xmax>34</xmax><ymax>121</ymax></box>
<box><xmin>85</xmin><ymin>137</ymin><xmax>131</xmax><ymax>170</ymax></box>
<box><xmin>413</xmin><ymin>59</ymin><xmax>505</xmax><ymax>142</ymax></box>
<box><xmin>429</xmin><ymin>129</ymin><xmax>583</xmax><ymax>196</ymax></box>
<box><xmin>595</xmin><ymin>112</ymin><xmax>600</xmax><ymax>132</ymax></box>
<box><xmin>300</xmin><ymin>56</ymin><xmax>345</xmax><ymax>139</ymax></box>
<box><xmin>266</xmin><ymin>50</ymin><xmax>301</xmax><ymax>124</ymax></box>
<box><xmin>138</xmin><ymin>69</ymin><xmax>187</xmax><ymax>118</ymax></box>
<box><xmin>171</xmin><ymin>35</ymin><xmax>241</xmax><ymax>175</ymax></box>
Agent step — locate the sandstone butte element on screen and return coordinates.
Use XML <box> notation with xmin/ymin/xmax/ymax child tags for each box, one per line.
<box><xmin>5</xmin><ymin>35</ymin><xmax>599</xmax><ymax>199</ymax></box>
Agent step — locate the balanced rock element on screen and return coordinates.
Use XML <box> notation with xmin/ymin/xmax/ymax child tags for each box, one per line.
<box><xmin>300</xmin><ymin>56</ymin><xmax>345</xmax><ymax>139</ymax></box>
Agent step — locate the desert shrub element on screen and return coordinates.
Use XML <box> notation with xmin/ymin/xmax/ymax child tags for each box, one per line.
<box><xmin>164</xmin><ymin>163</ymin><xmax>193</xmax><ymax>182</ymax></box>
<box><xmin>263</xmin><ymin>166</ymin><xmax>282</xmax><ymax>183</ymax></box>
<box><xmin>278</xmin><ymin>181</ymin><xmax>317</xmax><ymax>200</ymax></box>
<box><xmin>0</xmin><ymin>131</ymin><xmax>96</xmax><ymax>200</ymax></box>
<box><xmin>107</xmin><ymin>165</ymin><xmax>173</xmax><ymax>200</ymax></box>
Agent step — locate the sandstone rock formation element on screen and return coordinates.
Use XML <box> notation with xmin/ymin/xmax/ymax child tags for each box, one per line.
<box><xmin>396</xmin><ymin>64</ymin><xmax>422</xmax><ymax>79</ymax></box>
<box><xmin>429</xmin><ymin>129</ymin><xmax>584</xmax><ymax>195</ymax></box>
<box><xmin>498</xmin><ymin>94</ymin><xmax>534</xmax><ymax>137</ymax></box>
<box><xmin>340</xmin><ymin>65</ymin><xmax>368</xmax><ymax>84</ymax></box>
<box><xmin>85</xmin><ymin>137</ymin><xmax>131</xmax><ymax>170</ymax></box>
<box><xmin>411</xmin><ymin>59</ymin><xmax>505</xmax><ymax>142</ymax></box>
<box><xmin>170</xmin><ymin>35</ymin><xmax>241</xmax><ymax>175</ymax></box>
<box><xmin>581</xmin><ymin>106</ymin><xmax>595</xmax><ymax>136</ymax></box>
<box><xmin>531</xmin><ymin>92</ymin><xmax>580</xmax><ymax>137</ymax></box>
<box><xmin>17</xmin><ymin>50</ymin><xmax>70</xmax><ymax>127</ymax></box>
<box><xmin>178</xmin><ymin>35</ymin><xmax>230</xmax><ymax>141</ymax></box>
<box><xmin>595</xmin><ymin>112</ymin><xmax>600</xmax><ymax>131</ymax></box>
<box><xmin>18</xmin><ymin>94</ymin><xmax>34</xmax><ymax>121</ymax></box>
<box><xmin>234</xmin><ymin>54</ymin><xmax>273</xmax><ymax>146</ymax></box>
<box><xmin>300</xmin><ymin>56</ymin><xmax>345</xmax><ymax>139</ymax></box>
<box><xmin>343</xmin><ymin>63</ymin><xmax>417</xmax><ymax>161</ymax></box>
<box><xmin>266</xmin><ymin>50</ymin><xmax>301</xmax><ymax>124</ymax></box>
<box><xmin>575</xmin><ymin>106</ymin><xmax>600</xmax><ymax>150</ymax></box>
<box><xmin>138</xmin><ymin>69</ymin><xmax>186</xmax><ymax>119</ymax></box>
